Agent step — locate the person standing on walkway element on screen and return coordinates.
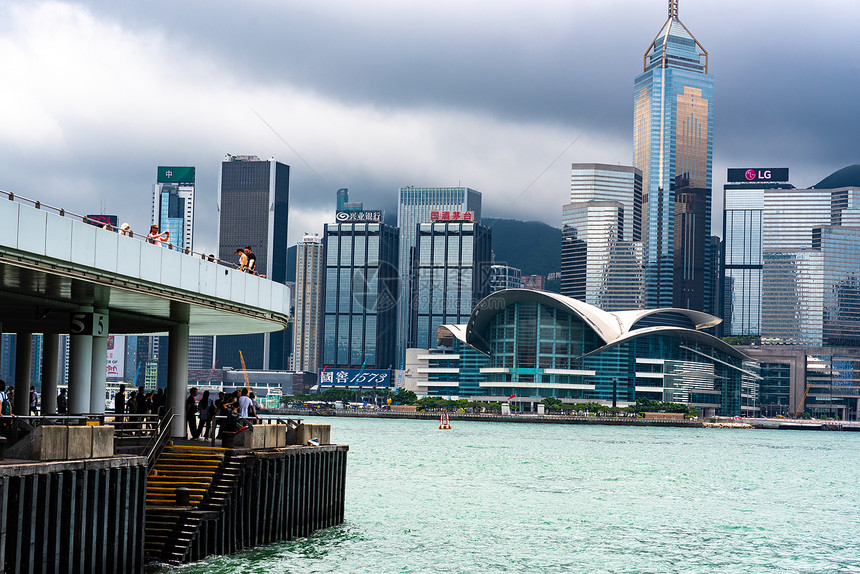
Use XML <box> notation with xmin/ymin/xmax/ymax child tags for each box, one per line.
<box><xmin>147</xmin><ymin>224</ymin><xmax>169</xmax><ymax>246</ymax></box>
<box><xmin>186</xmin><ymin>387</ymin><xmax>200</xmax><ymax>439</ymax></box>
<box><xmin>235</xmin><ymin>248</ymin><xmax>249</xmax><ymax>271</ymax></box>
<box><xmin>244</xmin><ymin>246</ymin><xmax>257</xmax><ymax>274</ymax></box>
<box><xmin>57</xmin><ymin>389</ymin><xmax>68</xmax><ymax>414</ymax></box>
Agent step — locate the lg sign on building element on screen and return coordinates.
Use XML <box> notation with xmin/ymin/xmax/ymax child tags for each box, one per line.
<box><xmin>727</xmin><ymin>168</ymin><xmax>789</xmax><ymax>183</ymax></box>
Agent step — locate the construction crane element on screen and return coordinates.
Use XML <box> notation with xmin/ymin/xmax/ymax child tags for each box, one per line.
<box><xmin>792</xmin><ymin>384</ymin><xmax>812</xmax><ymax>418</ymax></box>
<box><xmin>239</xmin><ymin>350</ymin><xmax>251</xmax><ymax>391</ymax></box>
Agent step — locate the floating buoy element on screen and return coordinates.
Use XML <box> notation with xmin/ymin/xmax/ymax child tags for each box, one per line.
<box><xmin>439</xmin><ymin>412</ymin><xmax>452</xmax><ymax>429</ymax></box>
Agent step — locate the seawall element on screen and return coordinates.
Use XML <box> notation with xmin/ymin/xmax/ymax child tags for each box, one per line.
<box><xmin>272</xmin><ymin>409</ymin><xmax>860</xmax><ymax>431</ymax></box>
<box><xmin>0</xmin><ymin>456</ymin><xmax>147</xmax><ymax>573</ymax></box>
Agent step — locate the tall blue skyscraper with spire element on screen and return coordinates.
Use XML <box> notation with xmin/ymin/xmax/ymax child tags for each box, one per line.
<box><xmin>634</xmin><ymin>0</ymin><xmax>714</xmax><ymax>311</ymax></box>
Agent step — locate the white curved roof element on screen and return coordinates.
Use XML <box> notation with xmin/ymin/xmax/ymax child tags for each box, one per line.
<box><xmin>613</xmin><ymin>308</ymin><xmax>722</xmax><ymax>332</ymax></box>
<box><xmin>466</xmin><ymin>289</ymin><xmax>727</xmax><ymax>355</ymax></box>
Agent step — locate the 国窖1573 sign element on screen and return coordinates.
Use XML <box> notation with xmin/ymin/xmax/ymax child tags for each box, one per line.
<box><xmin>727</xmin><ymin>168</ymin><xmax>789</xmax><ymax>183</ymax></box>
<box><xmin>318</xmin><ymin>368</ymin><xmax>391</xmax><ymax>388</ymax></box>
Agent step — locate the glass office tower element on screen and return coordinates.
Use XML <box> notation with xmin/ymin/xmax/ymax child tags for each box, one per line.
<box><xmin>153</xmin><ymin>166</ymin><xmax>195</xmax><ymax>250</ymax></box>
<box><xmin>396</xmin><ymin>187</ymin><xmax>482</xmax><ymax>361</ymax></box>
<box><xmin>151</xmin><ymin>166</ymin><xmax>212</xmax><ymax>374</ymax></box>
<box><xmin>633</xmin><ymin>0</ymin><xmax>713</xmax><ymax>310</ymax></box>
<box><xmin>561</xmin><ymin>163</ymin><xmax>644</xmax><ymax>310</ymax></box>
<box><xmin>322</xmin><ymin>221</ymin><xmax>399</xmax><ymax>369</ymax></box>
<box><xmin>215</xmin><ymin>155</ymin><xmax>290</xmax><ymax>370</ymax></box>
<box><xmin>409</xmin><ymin>222</ymin><xmax>492</xmax><ymax>349</ymax></box>
<box><xmin>724</xmin><ymin>170</ymin><xmax>860</xmax><ymax>346</ymax></box>
<box><xmin>760</xmin><ymin>187</ymin><xmax>860</xmax><ymax>346</ymax></box>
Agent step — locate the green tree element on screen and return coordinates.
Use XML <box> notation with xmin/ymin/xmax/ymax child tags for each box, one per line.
<box><xmin>541</xmin><ymin>397</ymin><xmax>564</xmax><ymax>411</ymax></box>
<box><xmin>394</xmin><ymin>388</ymin><xmax>418</xmax><ymax>405</ymax></box>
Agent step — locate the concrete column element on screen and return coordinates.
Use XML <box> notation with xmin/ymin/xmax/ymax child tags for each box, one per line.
<box><xmin>90</xmin><ymin>333</ymin><xmax>109</xmax><ymax>414</ymax></box>
<box><xmin>69</xmin><ymin>334</ymin><xmax>93</xmax><ymax>414</ymax></box>
<box><xmin>41</xmin><ymin>333</ymin><xmax>59</xmax><ymax>414</ymax></box>
<box><xmin>168</xmin><ymin>323</ymin><xmax>190</xmax><ymax>438</ymax></box>
<box><xmin>13</xmin><ymin>333</ymin><xmax>32</xmax><ymax>415</ymax></box>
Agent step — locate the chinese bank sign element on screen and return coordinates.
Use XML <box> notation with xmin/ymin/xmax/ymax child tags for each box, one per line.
<box><xmin>319</xmin><ymin>369</ymin><xmax>391</xmax><ymax>388</ymax></box>
<box><xmin>335</xmin><ymin>210</ymin><xmax>383</xmax><ymax>222</ymax></box>
<box><xmin>157</xmin><ymin>166</ymin><xmax>196</xmax><ymax>184</ymax></box>
<box><xmin>727</xmin><ymin>168</ymin><xmax>789</xmax><ymax>183</ymax></box>
<box><xmin>429</xmin><ymin>210</ymin><xmax>474</xmax><ymax>222</ymax></box>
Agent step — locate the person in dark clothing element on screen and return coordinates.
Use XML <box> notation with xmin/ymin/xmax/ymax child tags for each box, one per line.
<box><xmin>198</xmin><ymin>390</ymin><xmax>215</xmax><ymax>440</ymax></box>
<box><xmin>153</xmin><ymin>388</ymin><xmax>166</xmax><ymax>417</ymax></box>
<box><xmin>57</xmin><ymin>389</ymin><xmax>68</xmax><ymax>414</ymax></box>
<box><xmin>244</xmin><ymin>246</ymin><xmax>257</xmax><ymax>274</ymax></box>
<box><xmin>185</xmin><ymin>387</ymin><xmax>200</xmax><ymax>439</ymax></box>
<box><xmin>137</xmin><ymin>386</ymin><xmax>148</xmax><ymax>414</ymax></box>
<box><xmin>115</xmin><ymin>384</ymin><xmax>126</xmax><ymax>420</ymax></box>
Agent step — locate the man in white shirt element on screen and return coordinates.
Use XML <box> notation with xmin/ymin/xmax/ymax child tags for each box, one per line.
<box><xmin>237</xmin><ymin>387</ymin><xmax>255</xmax><ymax>419</ymax></box>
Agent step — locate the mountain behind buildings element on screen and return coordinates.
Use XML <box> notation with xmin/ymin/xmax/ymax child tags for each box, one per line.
<box><xmin>812</xmin><ymin>164</ymin><xmax>860</xmax><ymax>189</ymax></box>
<box><xmin>484</xmin><ymin>217</ymin><xmax>561</xmax><ymax>277</ymax></box>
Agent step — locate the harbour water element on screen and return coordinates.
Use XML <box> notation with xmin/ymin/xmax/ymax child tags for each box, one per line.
<box><xmin>175</xmin><ymin>418</ymin><xmax>860</xmax><ymax>573</ymax></box>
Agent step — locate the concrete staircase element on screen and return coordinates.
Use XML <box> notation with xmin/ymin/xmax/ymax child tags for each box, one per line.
<box><xmin>159</xmin><ymin>454</ymin><xmax>249</xmax><ymax>564</ymax></box>
<box><xmin>144</xmin><ymin>444</ymin><xmax>232</xmax><ymax>562</ymax></box>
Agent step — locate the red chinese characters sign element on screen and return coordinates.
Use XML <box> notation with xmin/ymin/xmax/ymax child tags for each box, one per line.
<box><xmin>429</xmin><ymin>210</ymin><xmax>474</xmax><ymax>222</ymax></box>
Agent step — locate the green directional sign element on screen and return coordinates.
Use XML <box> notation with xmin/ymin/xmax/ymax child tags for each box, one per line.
<box><xmin>157</xmin><ymin>166</ymin><xmax>195</xmax><ymax>183</ymax></box>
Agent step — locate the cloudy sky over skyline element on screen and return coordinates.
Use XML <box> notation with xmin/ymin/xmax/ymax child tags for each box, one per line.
<box><xmin>1</xmin><ymin>0</ymin><xmax>858</xmax><ymax>255</ymax></box>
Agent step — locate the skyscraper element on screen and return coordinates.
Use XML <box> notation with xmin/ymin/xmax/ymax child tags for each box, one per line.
<box><xmin>153</xmin><ymin>166</ymin><xmax>195</xmax><ymax>250</ymax></box>
<box><xmin>722</xmin><ymin>168</ymin><xmax>792</xmax><ymax>336</ymax></box>
<box><xmin>634</xmin><ymin>0</ymin><xmax>713</xmax><ymax>310</ymax></box>
<box><xmin>215</xmin><ymin>154</ymin><xmax>290</xmax><ymax>370</ymax></box>
<box><xmin>561</xmin><ymin>163</ymin><xmax>644</xmax><ymax>310</ymax></box>
<box><xmin>321</xmin><ymin>219</ymin><xmax>399</xmax><ymax>370</ymax></box>
<box><xmin>409</xmin><ymin>220</ymin><xmax>492</xmax><ymax>349</ymax></box>
<box><xmin>152</xmin><ymin>166</ymin><xmax>212</xmax><ymax>375</ymax></box>
<box><xmin>396</xmin><ymin>187</ymin><xmax>482</xmax><ymax>361</ymax></box>
<box><xmin>293</xmin><ymin>234</ymin><xmax>324</xmax><ymax>373</ymax></box>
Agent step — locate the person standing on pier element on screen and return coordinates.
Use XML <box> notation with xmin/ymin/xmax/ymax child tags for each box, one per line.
<box><xmin>186</xmin><ymin>387</ymin><xmax>200</xmax><ymax>439</ymax></box>
<box><xmin>238</xmin><ymin>387</ymin><xmax>256</xmax><ymax>421</ymax></box>
<box><xmin>57</xmin><ymin>389</ymin><xmax>68</xmax><ymax>414</ymax></box>
<box><xmin>29</xmin><ymin>386</ymin><xmax>39</xmax><ymax>415</ymax></box>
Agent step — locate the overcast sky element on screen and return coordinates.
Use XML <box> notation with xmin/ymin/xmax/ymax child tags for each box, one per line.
<box><xmin>1</xmin><ymin>0</ymin><xmax>858</xmax><ymax>255</ymax></box>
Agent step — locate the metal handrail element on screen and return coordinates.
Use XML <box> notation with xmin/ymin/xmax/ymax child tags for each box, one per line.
<box><xmin>145</xmin><ymin>408</ymin><xmax>175</xmax><ymax>473</ymax></box>
<box><xmin>1</xmin><ymin>189</ymin><xmax>229</xmax><ymax>265</ymax></box>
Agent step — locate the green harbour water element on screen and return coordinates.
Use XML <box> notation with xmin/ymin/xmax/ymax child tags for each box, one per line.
<box><xmin>176</xmin><ymin>417</ymin><xmax>860</xmax><ymax>573</ymax></box>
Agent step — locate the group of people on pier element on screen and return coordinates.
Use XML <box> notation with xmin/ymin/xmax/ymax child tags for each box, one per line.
<box><xmin>185</xmin><ymin>386</ymin><xmax>259</xmax><ymax>440</ymax></box>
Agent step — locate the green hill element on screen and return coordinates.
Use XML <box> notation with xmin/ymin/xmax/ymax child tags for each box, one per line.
<box><xmin>483</xmin><ymin>217</ymin><xmax>561</xmax><ymax>277</ymax></box>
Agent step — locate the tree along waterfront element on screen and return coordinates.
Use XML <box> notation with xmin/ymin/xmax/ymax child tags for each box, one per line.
<box><xmin>281</xmin><ymin>390</ymin><xmax>699</xmax><ymax>418</ymax></box>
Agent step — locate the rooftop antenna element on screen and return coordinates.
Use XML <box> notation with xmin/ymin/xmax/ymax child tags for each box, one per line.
<box><xmin>669</xmin><ymin>0</ymin><xmax>678</xmax><ymax>19</ymax></box>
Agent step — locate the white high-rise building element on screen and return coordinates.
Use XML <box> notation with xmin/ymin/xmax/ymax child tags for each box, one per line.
<box><xmin>561</xmin><ymin>163</ymin><xmax>644</xmax><ymax>311</ymax></box>
<box><xmin>293</xmin><ymin>234</ymin><xmax>324</xmax><ymax>373</ymax></box>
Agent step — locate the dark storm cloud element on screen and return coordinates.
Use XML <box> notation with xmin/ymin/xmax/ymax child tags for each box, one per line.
<box><xmin>1</xmin><ymin>0</ymin><xmax>857</xmax><ymax>251</ymax></box>
<box><xmin>73</xmin><ymin>0</ymin><xmax>859</xmax><ymax>185</ymax></box>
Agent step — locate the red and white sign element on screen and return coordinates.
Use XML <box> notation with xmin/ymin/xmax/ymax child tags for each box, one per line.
<box><xmin>106</xmin><ymin>335</ymin><xmax>125</xmax><ymax>379</ymax></box>
<box><xmin>429</xmin><ymin>210</ymin><xmax>474</xmax><ymax>222</ymax></box>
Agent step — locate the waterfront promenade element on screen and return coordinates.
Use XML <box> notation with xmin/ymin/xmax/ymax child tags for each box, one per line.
<box><xmin>272</xmin><ymin>408</ymin><xmax>860</xmax><ymax>431</ymax></box>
